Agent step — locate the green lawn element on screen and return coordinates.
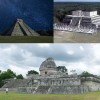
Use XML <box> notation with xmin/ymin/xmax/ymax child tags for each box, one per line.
<box><xmin>0</xmin><ymin>36</ymin><xmax>53</xmax><ymax>43</ymax></box>
<box><xmin>0</xmin><ymin>91</ymin><xmax>100</xmax><ymax>100</ymax></box>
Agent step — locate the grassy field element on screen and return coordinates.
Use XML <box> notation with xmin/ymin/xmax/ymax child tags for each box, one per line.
<box><xmin>0</xmin><ymin>91</ymin><xmax>100</xmax><ymax>100</ymax></box>
<box><xmin>0</xmin><ymin>36</ymin><xmax>53</xmax><ymax>43</ymax></box>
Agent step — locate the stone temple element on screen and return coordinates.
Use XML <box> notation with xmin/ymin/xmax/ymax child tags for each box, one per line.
<box><xmin>54</xmin><ymin>10</ymin><xmax>100</xmax><ymax>33</ymax></box>
<box><xmin>3</xmin><ymin>19</ymin><xmax>40</xmax><ymax>36</ymax></box>
<box><xmin>1</xmin><ymin>57</ymin><xmax>100</xmax><ymax>94</ymax></box>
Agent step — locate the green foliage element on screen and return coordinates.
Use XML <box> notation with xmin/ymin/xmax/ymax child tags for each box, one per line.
<box><xmin>55</xmin><ymin>9</ymin><xmax>66</xmax><ymax>22</ymax></box>
<box><xmin>28</xmin><ymin>70</ymin><xmax>39</xmax><ymax>75</ymax></box>
<box><xmin>80</xmin><ymin>71</ymin><xmax>100</xmax><ymax>82</ymax></box>
<box><xmin>16</xmin><ymin>74</ymin><xmax>24</xmax><ymax>79</ymax></box>
<box><xmin>80</xmin><ymin>71</ymin><xmax>94</xmax><ymax>77</ymax></box>
<box><xmin>0</xmin><ymin>69</ymin><xmax>16</xmax><ymax>80</ymax></box>
<box><xmin>79</xmin><ymin>71</ymin><xmax>100</xmax><ymax>83</ymax></box>
<box><xmin>57</xmin><ymin>66</ymin><xmax>68</xmax><ymax>74</ymax></box>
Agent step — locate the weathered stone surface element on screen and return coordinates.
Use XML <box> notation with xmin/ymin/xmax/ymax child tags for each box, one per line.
<box><xmin>49</xmin><ymin>86</ymin><xmax>88</xmax><ymax>94</ymax></box>
<box><xmin>17</xmin><ymin>87</ymin><xmax>36</xmax><ymax>93</ymax></box>
<box><xmin>40</xmin><ymin>57</ymin><xmax>57</xmax><ymax>68</ymax></box>
<box><xmin>82</xmin><ymin>81</ymin><xmax>100</xmax><ymax>91</ymax></box>
<box><xmin>39</xmin><ymin>58</ymin><xmax>58</xmax><ymax>76</ymax></box>
<box><xmin>17</xmin><ymin>86</ymin><xmax>89</xmax><ymax>94</ymax></box>
<box><xmin>38</xmin><ymin>77</ymin><xmax>81</xmax><ymax>86</ymax></box>
<box><xmin>2</xmin><ymin>79</ymin><xmax>31</xmax><ymax>88</ymax></box>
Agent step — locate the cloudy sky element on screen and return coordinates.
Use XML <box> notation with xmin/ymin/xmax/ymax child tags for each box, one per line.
<box><xmin>54</xmin><ymin>0</ymin><xmax>100</xmax><ymax>2</ymax></box>
<box><xmin>0</xmin><ymin>43</ymin><xmax>100</xmax><ymax>77</ymax></box>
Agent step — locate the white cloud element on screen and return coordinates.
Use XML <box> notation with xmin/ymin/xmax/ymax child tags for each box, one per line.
<box><xmin>80</xmin><ymin>46</ymin><xmax>84</xmax><ymax>51</ymax></box>
<box><xmin>9</xmin><ymin>65</ymin><xmax>39</xmax><ymax>77</ymax></box>
<box><xmin>37</xmin><ymin>44</ymin><xmax>50</xmax><ymax>48</ymax></box>
<box><xmin>67</xmin><ymin>50</ymin><xmax>74</xmax><ymax>55</ymax></box>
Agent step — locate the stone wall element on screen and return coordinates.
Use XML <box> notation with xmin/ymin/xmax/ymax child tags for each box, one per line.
<box><xmin>40</xmin><ymin>67</ymin><xmax>57</xmax><ymax>76</ymax></box>
<box><xmin>0</xmin><ymin>88</ymin><xmax>17</xmax><ymax>92</ymax></box>
<box><xmin>17</xmin><ymin>87</ymin><xmax>37</xmax><ymax>93</ymax></box>
<box><xmin>82</xmin><ymin>81</ymin><xmax>100</xmax><ymax>91</ymax></box>
<box><xmin>38</xmin><ymin>77</ymin><xmax>81</xmax><ymax>86</ymax></box>
<box><xmin>17</xmin><ymin>85</ymin><xmax>89</xmax><ymax>94</ymax></box>
<box><xmin>49</xmin><ymin>86</ymin><xmax>89</xmax><ymax>94</ymax></box>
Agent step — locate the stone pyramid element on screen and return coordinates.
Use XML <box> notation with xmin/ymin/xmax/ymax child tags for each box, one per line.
<box><xmin>6</xmin><ymin>19</ymin><xmax>40</xmax><ymax>36</ymax></box>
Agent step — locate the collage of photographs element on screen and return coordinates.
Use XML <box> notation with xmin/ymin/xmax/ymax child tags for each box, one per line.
<box><xmin>0</xmin><ymin>0</ymin><xmax>100</xmax><ymax>100</ymax></box>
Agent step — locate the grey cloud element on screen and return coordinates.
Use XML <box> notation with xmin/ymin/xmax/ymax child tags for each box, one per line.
<box><xmin>0</xmin><ymin>43</ymin><xmax>98</xmax><ymax>76</ymax></box>
<box><xmin>17</xmin><ymin>44</ymin><xmax>93</xmax><ymax>63</ymax></box>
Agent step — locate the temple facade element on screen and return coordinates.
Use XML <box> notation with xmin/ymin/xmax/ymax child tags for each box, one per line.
<box><xmin>54</xmin><ymin>10</ymin><xmax>100</xmax><ymax>34</ymax></box>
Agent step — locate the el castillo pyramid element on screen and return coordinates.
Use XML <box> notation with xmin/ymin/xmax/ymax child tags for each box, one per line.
<box><xmin>3</xmin><ymin>19</ymin><xmax>40</xmax><ymax>36</ymax></box>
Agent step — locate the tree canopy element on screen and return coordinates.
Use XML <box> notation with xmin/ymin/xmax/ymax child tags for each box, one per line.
<box><xmin>28</xmin><ymin>70</ymin><xmax>39</xmax><ymax>75</ymax></box>
<box><xmin>16</xmin><ymin>74</ymin><xmax>24</xmax><ymax>79</ymax></box>
<box><xmin>57</xmin><ymin>66</ymin><xmax>68</xmax><ymax>74</ymax></box>
<box><xmin>80</xmin><ymin>71</ymin><xmax>94</xmax><ymax>77</ymax></box>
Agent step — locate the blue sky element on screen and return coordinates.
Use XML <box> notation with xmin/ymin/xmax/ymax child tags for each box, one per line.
<box><xmin>54</xmin><ymin>0</ymin><xmax>100</xmax><ymax>2</ymax></box>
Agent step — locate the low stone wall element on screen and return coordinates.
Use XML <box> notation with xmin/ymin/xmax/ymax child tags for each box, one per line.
<box><xmin>82</xmin><ymin>81</ymin><xmax>100</xmax><ymax>91</ymax></box>
<box><xmin>17</xmin><ymin>87</ymin><xmax>37</xmax><ymax>93</ymax></box>
<box><xmin>0</xmin><ymin>88</ymin><xmax>17</xmax><ymax>92</ymax></box>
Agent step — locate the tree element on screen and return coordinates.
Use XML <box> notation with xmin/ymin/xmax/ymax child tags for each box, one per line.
<box><xmin>57</xmin><ymin>66</ymin><xmax>68</xmax><ymax>74</ymax></box>
<box><xmin>0</xmin><ymin>69</ymin><xmax>16</xmax><ymax>80</ymax></box>
<box><xmin>16</xmin><ymin>74</ymin><xmax>24</xmax><ymax>79</ymax></box>
<box><xmin>80</xmin><ymin>71</ymin><xmax>93</xmax><ymax>77</ymax></box>
<box><xmin>28</xmin><ymin>70</ymin><xmax>39</xmax><ymax>75</ymax></box>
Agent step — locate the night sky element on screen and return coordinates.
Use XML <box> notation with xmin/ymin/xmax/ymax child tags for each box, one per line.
<box><xmin>0</xmin><ymin>0</ymin><xmax>53</xmax><ymax>33</ymax></box>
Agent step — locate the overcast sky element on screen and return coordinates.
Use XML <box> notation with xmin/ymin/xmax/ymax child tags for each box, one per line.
<box><xmin>54</xmin><ymin>0</ymin><xmax>100</xmax><ymax>2</ymax></box>
<box><xmin>0</xmin><ymin>44</ymin><xmax>100</xmax><ymax>77</ymax></box>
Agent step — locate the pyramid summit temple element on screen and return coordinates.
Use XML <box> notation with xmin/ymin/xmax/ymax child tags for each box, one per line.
<box><xmin>54</xmin><ymin>10</ymin><xmax>100</xmax><ymax>34</ymax></box>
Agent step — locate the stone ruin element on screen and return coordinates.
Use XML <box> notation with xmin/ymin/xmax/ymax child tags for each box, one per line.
<box><xmin>1</xmin><ymin>57</ymin><xmax>100</xmax><ymax>94</ymax></box>
<box><xmin>3</xmin><ymin>19</ymin><xmax>40</xmax><ymax>36</ymax></box>
<box><xmin>54</xmin><ymin>10</ymin><xmax>100</xmax><ymax>34</ymax></box>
